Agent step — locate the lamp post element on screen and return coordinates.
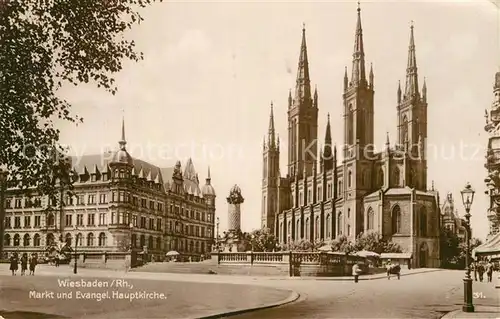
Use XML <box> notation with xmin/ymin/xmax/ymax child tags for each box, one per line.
<box><xmin>460</xmin><ymin>182</ymin><xmax>475</xmax><ymax>313</ymax></box>
<box><xmin>73</xmin><ymin>226</ymin><xmax>79</xmax><ymax>274</ymax></box>
<box><xmin>216</xmin><ymin>217</ymin><xmax>220</xmax><ymax>252</ymax></box>
<box><xmin>0</xmin><ymin>168</ymin><xmax>8</xmax><ymax>258</ymax></box>
<box><xmin>251</xmin><ymin>234</ymin><xmax>255</xmax><ymax>252</ymax></box>
<box><xmin>129</xmin><ymin>222</ymin><xmax>134</xmax><ymax>251</ymax></box>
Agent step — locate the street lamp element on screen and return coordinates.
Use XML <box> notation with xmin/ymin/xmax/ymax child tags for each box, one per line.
<box><xmin>251</xmin><ymin>234</ymin><xmax>255</xmax><ymax>252</ymax></box>
<box><xmin>460</xmin><ymin>182</ymin><xmax>475</xmax><ymax>313</ymax></box>
<box><xmin>216</xmin><ymin>217</ymin><xmax>220</xmax><ymax>252</ymax></box>
<box><xmin>73</xmin><ymin>225</ymin><xmax>79</xmax><ymax>274</ymax></box>
<box><xmin>129</xmin><ymin>222</ymin><xmax>134</xmax><ymax>251</ymax></box>
<box><xmin>0</xmin><ymin>168</ymin><xmax>8</xmax><ymax>258</ymax></box>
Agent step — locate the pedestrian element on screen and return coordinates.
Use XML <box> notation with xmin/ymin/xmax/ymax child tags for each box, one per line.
<box><xmin>386</xmin><ymin>259</ymin><xmax>393</xmax><ymax>280</ymax></box>
<box><xmin>352</xmin><ymin>262</ymin><xmax>362</xmax><ymax>283</ymax></box>
<box><xmin>472</xmin><ymin>261</ymin><xmax>477</xmax><ymax>281</ymax></box>
<box><xmin>55</xmin><ymin>255</ymin><xmax>60</xmax><ymax>267</ymax></box>
<box><xmin>486</xmin><ymin>261</ymin><xmax>493</xmax><ymax>283</ymax></box>
<box><xmin>477</xmin><ymin>262</ymin><xmax>485</xmax><ymax>282</ymax></box>
<box><xmin>20</xmin><ymin>253</ymin><xmax>28</xmax><ymax>276</ymax></box>
<box><xmin>29</xmin><ymin>254</ymin><xmax>37</xmax><ymax>276</ymax></box>
<box><xmin>9</xmin><ymin>253</ymin><xmax>18</xmax><ymax>276</ymax></box>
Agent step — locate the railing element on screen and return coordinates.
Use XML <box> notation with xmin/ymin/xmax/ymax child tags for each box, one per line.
<box><xmin>253</xmin><ymin>252</ymin><xmax>283</xmax><ymax>263</ymax></box>
<box><xmin>219</xmin><ymin>253</ymin><xmax>247</xmax><ymax>262</ymax></box>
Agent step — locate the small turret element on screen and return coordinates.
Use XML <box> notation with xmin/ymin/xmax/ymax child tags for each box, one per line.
<box><xmin>344</xmin><ymin>66</ymin><xmax>348</xmax><ymax>91</ymax></box>
<box><xmin>369</xmin><ymin>63</ymin><xmax>374</xmax><ymax>88</ymax></box>
<box><xmin>288</xmin><ymin>89</ymin><xmax>292</xmax><ymax>108</ymax></box>
<box><xmin>422</xmin><ymin>77</ymin><xmax>427</xmax><ymax>102</ymax></box>
<box><xmin>397</xmin><ymin>80</ymin><xmax>402</xmax><ymax>104</ymax></box>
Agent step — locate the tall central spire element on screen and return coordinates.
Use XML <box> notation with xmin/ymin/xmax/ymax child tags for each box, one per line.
<box><xmin>404</xmin><ymin>21</ymin><xmax>419</xmax><ymax>98</ymax></box>
<box><xmin>119</xmin><ymin>116</ymin><xmax>127</xmax><ymax>150</ymax></box>
<box><xmin>268</xmin><ymin>101</ymin><xmax>276</xmax><ymax>149</ymax></box>
<box><xmin>294</xmin><ymin>24</ymin><xmax>311</xmax><ymax>103</ymax></box>
<box><xmin>351</xmin><ymin>2</ymin><xmax>366</xmax><ymax>86</ymax></box>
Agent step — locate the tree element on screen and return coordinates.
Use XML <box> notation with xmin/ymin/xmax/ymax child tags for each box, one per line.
<box><xmin>330</xmin><ymin>235</ymin><xmax>356</xmax><ymax>254</ymax></box>
<box><xmin>244</xmin><ymin>228</ymin><xmax>278</xmax><ymax>252</ymax></box>
<box><xmin>0</xmin><ymin>0</ymin><xmax>162</xmax><ymax>201</ymax></box>
<box><xmin>281</xmin><ymin>239</ymin><xmax>314</xmax><ymax>251</ymax></box>
<box><xmin>440</xmin><ymin>228</ymin><xmax>483</xmax><ymax>269</ymax></box>
<box><xmin>353</xmin><ymin>231</ymin><xmax>403</xmax><ymax>254</ymax></box>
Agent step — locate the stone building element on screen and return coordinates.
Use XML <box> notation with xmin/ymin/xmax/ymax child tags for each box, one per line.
<box><xmin>440</xmin><ymin>193</ymin><xmax>466</xmax><ymax>240</ymax></box>
<box><xmin>2</xmin><ymin>121</ymin><xmax>216</xmax><ymax>260</ymax></box>
<box><xmin>261</xmin><ymin>5</ymin><xmax>441</xmax><ymax>267</ymax></box>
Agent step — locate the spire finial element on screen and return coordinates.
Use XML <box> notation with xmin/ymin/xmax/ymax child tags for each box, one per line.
<box><xmin>119</xmin><ymin>114</ymin><xmax>126</xmax><ymax>150</ymax></box>
<box><xmin>410</xmin><ymin>20</ymin><xmax>414</xmax><ymax>29</ymax></box>
<box><xmin>302</xmin><ymin>22</ymin><xmax>305</xmax><ymax>31</ymax></box>
<box><xmin>327</xmin><ymin>113</ymin><xmax>330</xmax><ymax>121</ymax></box>
<box><xmin>357</xmin><ymin>1</ymin><xmax>361</xmax><ymax>12</ymax></box>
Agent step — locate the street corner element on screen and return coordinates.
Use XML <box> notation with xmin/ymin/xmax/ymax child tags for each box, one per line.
<box><xmin>440</xmin><ymin>306</ymin><xmax>500</xmax><ymax>319</ymax></box>
<box><xmin>198</xmin><ymin>289</ymin><xmax>300</xmax><ymax>319</ymax></box>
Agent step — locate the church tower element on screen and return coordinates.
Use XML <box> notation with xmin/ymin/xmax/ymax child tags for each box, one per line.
<box><xmin>341</xmin><ymin>4</ymin><xmax>375</xmax><ymax>238</ymax></box>
<box><xmin>262</xmin><ymin>102</ymin><xmax>279</xmax><ymax>232</ymax></box>
<box><xmin>287</xmin><ymin>25</ymin><xmax>319</xmax><ymax>180</ymax></box>
<box><xmin>396</xmin><ymin>23</ymin><xmax>428</xmax><ymax>190</ymax></box>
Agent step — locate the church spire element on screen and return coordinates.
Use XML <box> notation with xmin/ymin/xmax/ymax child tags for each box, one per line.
<box><xmin>206</xmin><ymin>166</ymin><xmax>211</xmax><ymax>185</ymax></box>
<box><xmin>294</xmin><ymin>23</ymin><xmax>312</xmax><ymax>103</ymax></box>
<box><xmin>268</xmin><ymin>101</ymin><xmax>276</xmax><ymax>149</ymax></box>
<box><xmin>119</xmin><ymin>116</ymin><xmax>126</xmax><ymax>151</ymax></box>
<box><xmin>351</xmin><ymin>2</ymin><xmax>366</xmax><ymax>86</ymax></box>
<box><xmin>322</xmin><ymin>114</ymin><xmax>333</xmax><ymax>169</ymax></box>
<box><xmin>404</xmin><ymin>21</ymin><xmax>419</xmax><ymax>99</ymax></box>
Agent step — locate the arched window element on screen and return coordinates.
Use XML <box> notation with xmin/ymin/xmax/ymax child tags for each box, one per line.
<box><xmin>347</xmin><ymin>104</ymin><xmax>354</xmax><ymax>145</ymax></box>
<box><xmin>402</xmin><ymin>115</ymin><xmax>409</xmax><ymax>144</ymax></box>
<box><xmin>13</xmin><ymin>234</ymin><xmax>20</xmax><ymax>246</ymax></box>
<box><xmin>33</xmin><ymin>234</ymin><xmax>41</xmax><ymax>246</ymax></box>
<box><xmin>305</xmin><ymin>218</ymin><xmax>310</xmax><ymax>240</ymax></box>
<box><xmin>98</xmin><ymin>232</ymin><xmax>106</xmax><ymax>246</ymax></box>
<box><xmin>23</xmin><ymin>234</ymin><xmax>30</xmax><ymax>246</ymax></box>
<box><xmin>337</xmin><ymin>212</ymin><xmax>343</xmax><ymax>235</ymax></box>
<box><xmin>47</xmin><ymin>213</ymin><xmax>55</xmax><ymax>226</ymax></box>
<box><xmin>392</xmin><ymin>205</ymin><xmax>402</xmax><ymax>234</ymax></box>
<box><xmin>420</xmin><ymin>207</ymin><xmax>428</xmax><ymax>237</ymax></box>
<box><xmin>347</xmin><ymin>224</ymin><xmax>351</xmax><ymax>236</ymax></box>
<box><xmin>338</xmin><ymin>180</ymin><xmax>343</xmax><ymax>196</ymax></box>
<box><xmin>156</xmin><ymin>237</ymin><xmax>161</xmax><ymax>250</ymax></box>
<box><xmin>287</xmin><ymin>220</ymin><xmax>292</xmax><ymax>241</ymax></box>
<box><xmin>315</xmin><ymin>216</ymin><xmax>320</xmax><ymax>239</ymax></box>
<box><xmin>87</xmin><ymin>233</ymin><xmax>94</xmax><ymax>246</ymax></box>
<box><xmin>65</xmin><ymin>233</ymin><xmax>72</xmax><ymax>246</ymax></box>
<box><xmin>189</xmin><ymin>240</ymin><xmax>193</xmax><ymax>252</ymax></box>
<box><xmin>296</xmin><ymin>219</ymin><xmax>301</xmax><ymax>240</ymax></box>
<box><xmin>46</xmin><ymin>233</ymin><xmax>54</xmax><ymax>246</ymax></box>
<box><xmin>131</xmin><ymin>233</ymin><xmax>136</xmax><ymax>248</ymax></box>
<box><xmin>348</xmin><ymin>170</ymin><xmax>353</xmax><ymax>188</ymax></box>
<box><xmin>394</xmin><ymin>167</ymin><xmax>400</xmax><ymax>186</ymax></box>
<box><xmin>367</xmin><ymin>208</ymin><xmax>374</xmax><ymax>230</ymax></box>
<box><xmin>326</xmin><ymin>214</ymin><xmax>331</xmax><ymax>238</ymax></box>
<box><xmin>378</xmin><ymin>168</ymin><xmax>384</xmax><ymax>187</ymax></box>
<box><xmin>4</xmin><ymin>234</ymin><xmax>10</xmax><ymax>246</ymax></box>
<box><xmin>76</xmin><ymin>233</ymin><xmax>83</xmax><ymax>246</ymax></box>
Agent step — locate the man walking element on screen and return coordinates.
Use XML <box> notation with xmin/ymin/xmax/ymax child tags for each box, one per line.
<box><xmin>352</xmin><ymin>262</ymin><xmax>362</xmax><ymax>283</ymax></box>
<box><xmin>486</xmin><ymin>260</ymin><xmax>493</xmax><ymax>283</ymax></box>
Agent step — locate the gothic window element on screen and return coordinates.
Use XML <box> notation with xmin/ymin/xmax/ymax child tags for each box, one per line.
<box><xmin>338</xmin><ymin>180</ymin><xmax>343</xmax><ymax>197</ymax></box>
<box><xmin>392</xmin><ymin>205</ymin><xmax>402</xmax><ymax>234</ymax></box>
<box><xmin>347</xmin><ymin>104</ymin><xmax>354</xmax><ymax>145</ymax></box>
<box><xmin>402</xmin><ymin>115</ymin><xmax>409</xmax><ymax>144</ymax></box>
<box><xmin>347</xmin><ymin>224</ymin><xmax>351</xmax><ymax>236</ymax></box>
<box><xmin>367</xmin><ymin>207</ymin><xmax>374</xmax><ymax>230</ymax></box>
<box><xmin>65</xmin><ymin>233</ymin><xmax>72</xmax><ymax>246</ymax></box>
<box><xmin>98</xmin><ymin>232</ymin><xmax>107</xmax><ymax>247</ymax></box>
<box><xmin>315</xmin><ymin>216</ymin><xmax>320</xmax><ymax>239</ymax></box>
<box><xmin>337</xmin><ymin>212</ymin><xmax>343</xmax><ymax>235</ymax></box>
<box><xmin>348</xmin><ymin>170</ymin><xmax>352</xmax><ymax>188</ymax></box>
<box><xmin>13</xmin><ymin>234</ymin><xmax>20</xmax><ymax>246</ymax></box>
<box><xmin>76</xmin><ymin>233</ymin><xmax>83</xmax><ymax>246</ymax></box>
<box><xmin>288</xmin><ymin>221</ymin><xmax>292</xmax><ymax>240</ymax></box>
<box><xmin>87</xmin><ymin>233</ymin><xmax>94</xmax><ymax>246</ymax></box>
<box><xmin>378</xmin><ymin>168</ymin><xmax>384</xmax><ymax>188</ymax></box>
<box><xmin>393</xmin><ymin>167</ymin><xmax>400</xmax><ymax>187</ymax></box>
<box><xmin>420</xmin><ymin>207</ymin><xmax>428</xmax><ymax>237</ymax></box>
<box><xmin>296</xmin><ymin>219</ymin><xmax>301</xmax><ymax>240</ymax></box>
<box><xmin>46</xmin><ymin>233</ymin><xmax>54</xmax><ymax>246</ymax></box>
<box><xmin>326</xmin><ymin>214</ymin><xmax>331</xmax><ymax>238</ymax></box>
<box><xmin>305</xmin><ymin>218</ymin><xmax>310</xmax><ymax>240</ymax></box>
<box><xmin>263</xmin><ymin>158</ymin><xmax>267</xmax><ymax>178</ymax></box>
<box><xmin>47</xmin><ymin>213</ymin><xmax>55</xmax><ymax>226</ymax></box>
<box><xmin>4</xmin><ymin>234</ymin><xmax>10</xmax><ymax>246</ymax></box>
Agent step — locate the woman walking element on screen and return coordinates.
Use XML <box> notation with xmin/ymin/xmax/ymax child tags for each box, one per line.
<box><xmin>20</xmin><ymin>253</ymin><xmax>28</xmax><ymax>276</ymax></box>
<box><xmin>9</xmin><ymin>253</ymin><xmax>18</xmax><ymax>276</ymax></box>
<box><xmin>29</xmin><ymin>254</ymin><xmax>37</xmax><ymax>275</ymax></box>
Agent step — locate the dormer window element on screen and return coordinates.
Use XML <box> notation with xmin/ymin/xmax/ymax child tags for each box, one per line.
<box><xmin>102</xmin><ymin>173</ymin><xmax>108</xmax><ymax>181</ymax></box>
<box><xmin>119</xmin><ymin>170</ymin><xmax>125</xmax><ymax>178</ymax></box>
<box><xmin>91</xmin><ymin>174</ymin><xmax>96</xmax><ymax>182</ymax></box>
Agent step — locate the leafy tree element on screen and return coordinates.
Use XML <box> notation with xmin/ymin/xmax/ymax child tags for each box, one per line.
<box><xmin>0</xmin><ymin>0</ymin><xmax>162</xmax><ymax>201</ymax></box>
<box><xmin>440</xmin><ymin>228</ymin><xmax>482</xmax><ymax>269</ymax></box>
<box><xmin>244</xmin><ymin>228</ymin><xmax>278</xmax><ymax>252</ymax></box>
<box><xmin>353</xmin><ymin>231</ymin><xmax>403</xmax><ymax>254</ymax></box>
<box><xmin>330</xmin><ymin>235</ymin><xmax>356</xmax><ymax>253</ymax></box>
<box><xmin>281</xmin><ymin>239</ymin><xmax>314</xmax><ymax>251</ymax></box>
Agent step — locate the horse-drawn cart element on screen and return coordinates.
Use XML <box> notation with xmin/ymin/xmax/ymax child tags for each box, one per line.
<box><xmin>387</xmin><ymin>264</ymin><xmax>401</xmax><ymax>280</ymax></box>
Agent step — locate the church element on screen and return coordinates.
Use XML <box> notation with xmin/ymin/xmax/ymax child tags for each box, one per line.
<box><xmin>261</xmin><ymin>5</ymin><xmax>441</xmax><ymax>268</ymax></box>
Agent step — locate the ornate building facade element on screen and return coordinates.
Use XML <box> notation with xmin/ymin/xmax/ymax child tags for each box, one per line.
<box><xmin>261</xmin><ymin>6</ymin><xmax>441</xmax><ymax>267</ymax></box>
<box><xmin>2</xmin><ymin>121</ymin><xmax>216</xmax><ymax>260</ymax></box>
<box><xmin>440</xmin><ymin>193</ymin><xmax>466</xmax><ymax>240</ymax></box>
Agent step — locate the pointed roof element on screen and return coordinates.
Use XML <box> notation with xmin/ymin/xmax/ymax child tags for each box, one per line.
<box><xmin>294</xmin><ymin>24</ymin><xmax>312</xmax><ymax>103</ymax></box>
<box><xmin>404</xmin><ymin>21</ymin><xmax>419</xmax><ymax>98</ymax></box>
<box><xmin>351</xmin><ymin>2</ymin><xmax>366</xmax><ymax>86</ymax></box>
<box><xmin>268</xmin><ymin>101</ymin><xmax>276</xmax><ymax>149</ymax></box>
<box><xmin>322</xmin><ymin>114</ymin><xmax>333</xmax><ymax>161</ymax></box>
<box><xmin>183</xmin><ymin>158</ymin><xmax>198</xmax><ymax>182</ymax></box>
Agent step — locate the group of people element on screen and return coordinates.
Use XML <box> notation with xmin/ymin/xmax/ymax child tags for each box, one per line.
<box><xmin>352</xmin><ymin>259</ymin><xmax>401</xmax><ymax>283</ymax></box>
<box><xmin>471</xmin><ymin>259</ymin><xmax>496</xmax><ymax>283</ymax></box>
<box><xmin>9</xmin><ymin>252</ymin><xmax>37</xmax><ymax>276</ymax></box>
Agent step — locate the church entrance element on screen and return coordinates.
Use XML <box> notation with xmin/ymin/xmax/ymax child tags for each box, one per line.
<box><xmin>419</xmin><ymin>242</ymin><xmax>428</xmax><ymax>268</ymax></box>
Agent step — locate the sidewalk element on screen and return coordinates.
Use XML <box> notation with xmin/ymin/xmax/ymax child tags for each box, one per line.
<box><xmin>441</xmin><ymin>275</ymin><xmax>500</xmax><ymax>319</ymax></box>
<box><xmin>0</xmin><ymin>264</ymin><xmax>441</xmax><ymax>283</ymax></box>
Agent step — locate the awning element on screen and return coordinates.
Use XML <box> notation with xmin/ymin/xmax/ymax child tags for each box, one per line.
<box><xmin>380</xmin><ymin>253</ymin><xmax>412</xmax><ymax>259</ymax></box>
<box><xmin>473</xmin><ymin>232</ymin><xmax>500</xmax><ymax>256</ymax></box>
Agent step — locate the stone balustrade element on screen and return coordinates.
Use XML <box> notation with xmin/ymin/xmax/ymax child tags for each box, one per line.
<box><xmin>212</xmin><ymin>251</ymin><xmax>368</xmax><ymax>277</ymax></box>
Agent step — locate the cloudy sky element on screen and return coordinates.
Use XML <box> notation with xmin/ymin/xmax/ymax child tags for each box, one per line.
<box><xmin>57</xmin><ymin>0</ymin><xmax>499</xmax><ymax>240</ymax></box>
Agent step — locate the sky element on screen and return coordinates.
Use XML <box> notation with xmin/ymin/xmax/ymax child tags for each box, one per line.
<box><xmin>56</xmin><ymin>0</ymin><xmax>500</xmax><ymax>241</ymax></box>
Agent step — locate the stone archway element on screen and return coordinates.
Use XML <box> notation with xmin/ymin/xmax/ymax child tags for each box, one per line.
<box><xmin>419</xmin><ymin>242</ymin><xmax>428</xmax><ymax>268</ymax></box>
